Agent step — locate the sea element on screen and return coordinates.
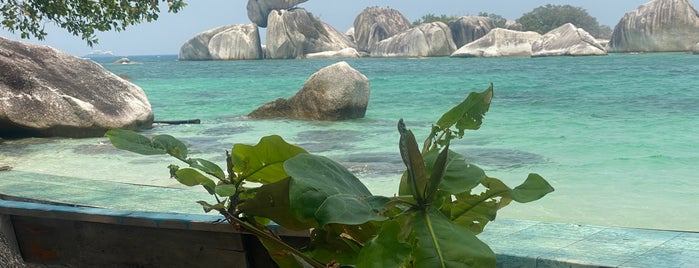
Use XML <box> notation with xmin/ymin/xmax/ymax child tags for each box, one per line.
<box><xmin>1</xmin><ymin>53</ymin><xmax>698</xmax><ymax>232</ymax></box>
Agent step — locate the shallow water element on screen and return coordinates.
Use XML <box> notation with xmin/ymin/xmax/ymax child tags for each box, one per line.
<box><xmin>1</xmin><ymin>53</ymin><xmax>698</xmax><ymax>231</ymax></box>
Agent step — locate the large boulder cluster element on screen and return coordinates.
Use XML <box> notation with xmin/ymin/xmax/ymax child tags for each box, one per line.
<box><xmin>181</xmin><ymin>0</ymin><xmax>699</xmax><ymax>59</ymax></box>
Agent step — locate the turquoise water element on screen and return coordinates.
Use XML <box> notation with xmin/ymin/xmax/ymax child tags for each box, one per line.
<box><xmin>2</xmin><ymin>54</ymin><xmax>698</xmax><ymax>231</ymax></box>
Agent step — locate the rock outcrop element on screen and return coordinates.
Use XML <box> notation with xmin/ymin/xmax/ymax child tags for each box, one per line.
<box><xmin>249</xmin><ymin>62</ymin><xmax>370</xmax><ymax>120</ymax></box>
<box><xmin>372</xmin><ymin>22</ymin><xmax>456</xmax><ymax>57</ymax></box>
<box><xmin>448</xmin><ymin>16</ymin><xmax>495</xmax><ymax>48</ymax></box>
<box><xmin>0</xmin><ymin>37</ymin><xmax>153</xmax><ymax>138</ymax></box>
<box><xmin>504</xmin><ymin>20</ymin><xmax>524</xmax><ymax>31</ymax></box>
<box><xmin>247</xmin><ymin>0</ymin><xmax>308</xmax><ymax>27</ymax></box>
<box><xmin>353</xmin><ymin>7</ymin><xmax>412</xmax><ymax>52</ymax></box>
<box><xmin>693</xmin><ymin>42</ymin><xmax>699</xmax><ymax>54</ymax></box>
<box><xmin>532</xmin><ymin>23</ymin><xmax>607</xmax><ymax>57</ymax></box>
<box><xmin>179</xmin><ymin>24</ymin><xmax>262</xmax><ymax>60</ymax></box>
<box><xmin>608</xmin><ymin>0</ymin><xmax>699</xmax><ymax>52</ymax></box>
<box><xmin>266</xmin><ymin>8</ymin><xmax>356</xmax><ymax>59</ymax></box>
<box><xmin>451</xmin><ymin>29</ymin><xmax>542</xmax><ymax>58</ymax></box>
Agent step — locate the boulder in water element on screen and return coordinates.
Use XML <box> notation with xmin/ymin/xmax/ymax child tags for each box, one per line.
<box><xmin>371</xmin><ymin>22</ymin><xmax>456</xmax><ymax>57</ymax></box>
<box><xmin>532</xmin><ymin>23</ymin><xmax>607</xmax><ymax>57</ymax></box>
<box><xmin>246</xmin><ymin>0</ymin><xmax>308</xmax><ymax>27</ymax></box>
<box><xmin>0</xmin><ymin>37</ymin><xmax>153</xmax><ymax>138</ymax></box>
<box><xmin>608</xmin><ymin>0</ymin><xmax>699</xmax><ymax>52</ymax></box>
<box><xmin>265</xmin><ymin>8</ymin><xmax>355</xmax><ymax>59</ymax></box>
<box><xmin>353</xmin><ymin>6</ymin><xmax>412</xmax><ymax>52</ymax></box>
<box><xmin>179</xmin><ymin>24</ymin><xmax>262</xmax><ymax>60</ymax></box>
<box><xmin>113</xmin><ymin>57</ymin><xmax>133</xmax><ymax>64</ymax></box>
<box><xmin>249</xmin><ymin>62</ymin><xmax>370</xmax><ymax>120</ymax></box>
<box><xmin>451</xmin><ymin>28</ymin><xmax>542</xmax><ymax>57</ymax></box>
<box><xmin>448</xmin><ymin>16</ymin><xmax>495</xmax><ymax>48</ymax></box>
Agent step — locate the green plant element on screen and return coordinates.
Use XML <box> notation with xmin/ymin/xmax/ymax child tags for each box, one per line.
<box><xmin>412</xmin><ymin>13</ymin><xmax>458</xmax><ymax>26</ymax></box>
<box><xmin>1</xmin><ymin>0</ymin><xmax>186</xmax><ymax>46</ymax></box>
<box><xmin>106</xmin><ymin>83</ymin><xmax>554</xmax><ymax>267</ymax></box>
<box><xmin>516</xmin><ymin>4</ymin><xmax>611</xmax><ymax>38</ymax></box>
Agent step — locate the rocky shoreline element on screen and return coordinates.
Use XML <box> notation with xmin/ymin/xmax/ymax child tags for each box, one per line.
<box><xmin>180</xmin><ymin>0</ymin><xmax>699</xmax><ymax>60</ymax></box>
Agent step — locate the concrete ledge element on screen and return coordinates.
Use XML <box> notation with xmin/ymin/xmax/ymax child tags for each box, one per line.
<box><xmin>480</xmin><ymin>219</ymin><xmax>699</xmax><ymax>268</ymax></box>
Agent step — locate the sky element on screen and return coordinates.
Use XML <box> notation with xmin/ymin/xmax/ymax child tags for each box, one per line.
<box><xmin>0</xmin><ymin>0</ymin><xmax>692</xmax><ymax>56</ymax></box>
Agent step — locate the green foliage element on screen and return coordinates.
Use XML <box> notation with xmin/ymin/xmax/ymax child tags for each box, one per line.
<box><xmin>412</xmin><ymin>13</ymin><xmax>458</xmax><ymax>26</ymax></box>
<box><xmin>285</xmin><ymin>154</ymin><xmax>390</xmax><ymax>227</ymax></box>
<box><xmin>0</xmin><ymin>0</ymin><xmax>186</xmax><ymax>46</ymax></box>
<box><xmin>517</xmin><ymin>4</ymin><xmax>611</xmax><ymax>38</ymax></box>
<box><xmin>106</xmin><ymin>83</ymin><xmax>554</xmax><ymax>268</ymax></box>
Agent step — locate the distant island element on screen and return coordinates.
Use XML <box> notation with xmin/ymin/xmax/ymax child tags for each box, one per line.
<box><xmin>83</xmin><ymin>50</ymin><xmax>118</xmax><ymax>58</ymax></box>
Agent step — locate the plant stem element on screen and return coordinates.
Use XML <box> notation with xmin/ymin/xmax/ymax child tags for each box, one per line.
<box><xmin>219</xmin><ymin>210</ymin><xmax>326</xmax><ymax>268</ymax></box>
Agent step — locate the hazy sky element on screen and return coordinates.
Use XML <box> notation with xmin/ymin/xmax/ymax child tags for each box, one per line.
<box><xmin>0</xmin><ymin>0</ymin><xmax>691</xmax><ymax>56</ymax></box>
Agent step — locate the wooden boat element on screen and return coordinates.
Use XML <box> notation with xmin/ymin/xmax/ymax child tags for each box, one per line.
<box><xmin>0</xmin><ymin>198</ymin><xmax>308</xmax><ymax>267</ymax></box>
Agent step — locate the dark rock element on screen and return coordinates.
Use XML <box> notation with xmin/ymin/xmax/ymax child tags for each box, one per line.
<box><xmin>353</xmin><ymin>6</ymin><xmax>412</xmax><ymax>52</ymax></box>
<box><xmin>532</xmin><ymin>23</ymin><xmax>607</xmax><ymax>57</ymax></box>
<box><xmin>372</xmin><ymin>22</ymin><xmax>456</xmax><ymax>57</ymax></box>
<box><xmin>249</xmin><ymin>61</ymin><xmax>370</xmax><ymax>120</ymax></box>
<box><xmin>608</xmin><ymin>0</ymin><xmax>699</xmax><ymax>52</ymax></box>
<box><xmin>504</xmin><ymin>20</ymin><xmax>524</xmax><ymax>31</ymax></box>
<box><xmin>246</xmin><ymin>0</ymin><xmax>308</xmax><ymax>27</ymax></box>
<box><xmin>265</xmin><ymin>8</ymin><xmax>356</xmax><ymax>59</ymax></box>
<box><xmin>0</xmin><ymin>37</ymin><xmax>153</xmax><ymax>138</ymax></box>
<box><xmin>448</xmin><ymin>16</ymin><xmax>495</xmax><ymax>48</ymax></box>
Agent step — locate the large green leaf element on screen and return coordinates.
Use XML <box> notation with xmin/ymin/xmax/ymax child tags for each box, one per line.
<box><xmin>411</xmin><ymin>208</ymin><xmax>496</xmax><ymax>268</ymax></box>
<box><xmin>425</xmin><ymin>144</ymin><xmax>450</xmax><ymax>203</ymax></box>
<box><xmin>425</xmin><ymin>149</ymin><xmax>486</xmax><ymax>195</ymax></box>
<box><xmin>398</xmin><ymin>119</ymin><xmax>427</xmax><ymax>205</ymax></box>
<box><xmin>511</xmin><ymin>173</ymin><xmax>555</xmax><ymax>203</ymax></box>
<box><xmin>106</xmin><ymin>129</ymin><xmax>190</xmax><ymax>160</ymax></box>
<box><xmin>436</xmin><ymin>84</ymin><xmax>493</xmax><ymax>135</ymax></box>
<box><xmin>174</xmin><ymin>168</ymin><xmax>216</xmax><ymax>195</ymax></box>
<box><xmin>450</xmin><ymin>189</ymin><xmax>502</xmax><ymax>235</ymax></box>
<box><xmin>314</xmin><ymin>195</ymin><xmax>391</xmax><ymax>227</ymax></box>
<box><xmin>106</xmin><ymin>129</ymin><xmax>167</xmax><ymax>155</ymax></box>
<box><xmin>152</xmin><ymin>134</ymin><xmax>188</xmax><ymax>160</ymax></box>
<box><xmin>214</xmin><ymin>184</ymin><xmax>237</xmax><ymax>197</ymax></box>
<box><xmin>356</xmin><ymin>220</ymin><xmax>411</xmax><ymax>268</ymax></box>
<box><xmin>187</xmin><ymin>158</ymin><xmax>225</xmax><ymax>180</ymax></box>
<box><xmin>238</xmin><ymin>178</ymin><xmax>313</xmax><ymax>231</ymax></box>
<box><xmin>399</xmin><ymin>149</ymin><xmax>486</xmax><ymax>199</ymax></box>
<box><xmin>232</xmin><ymin>135</ymin><xmax>307</xmax><ymax>184</ymax></box>
<box><xmin>450</xmin><ymin>175</ymin><xmax>554</xmax><ymax>234</ymax></box>
<box><xmin>285</xmin><ymin>154</ymin><xmax>387</xmax><ymax>227</ymax></box>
